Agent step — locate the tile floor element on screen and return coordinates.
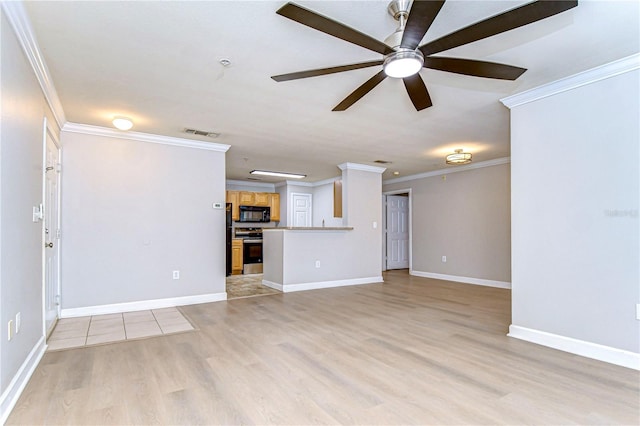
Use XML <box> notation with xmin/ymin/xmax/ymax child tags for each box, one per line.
<box><xmin>47</xmin><ymin>307</ymin><xmax>194</xmax><ymax>351</ymax></box>
<box><xmin>226</xmin><ymin>273</ymin><xmax>281</xmax><ymax>299</ymax></box>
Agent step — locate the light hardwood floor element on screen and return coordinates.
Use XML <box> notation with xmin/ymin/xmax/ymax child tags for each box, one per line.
<box><xmin>8</xmin><ymin>270</ymin><xmax>639</xmax><ymax>425</ymax></box>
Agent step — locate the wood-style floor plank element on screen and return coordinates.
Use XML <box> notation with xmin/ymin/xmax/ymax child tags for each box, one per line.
<box><xmin>7</xmin><ymin>270</ymin><xmax>639</xmax><ymax>425</ymax></box>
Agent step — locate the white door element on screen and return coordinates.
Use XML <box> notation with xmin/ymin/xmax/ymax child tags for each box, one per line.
<box><xmin>291</xmin><ymin>193</ymin><xmax>312</xmax><ymax>227</ymax></box>
<box><xmin>44</xmin><ymin>128</ymin><xmax>61</xmax><ymax>336</ymax></box>
<box><xmin>386</xmin><ymin>195</ymin><xmax>409</xmax><ymax>269</ymax></box>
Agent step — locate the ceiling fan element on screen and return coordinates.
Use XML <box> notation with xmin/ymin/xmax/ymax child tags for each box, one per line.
<box><xmin>271</xmin><ymin>0</ymin><xmax>578</xmax><ymax>111</ymax></box>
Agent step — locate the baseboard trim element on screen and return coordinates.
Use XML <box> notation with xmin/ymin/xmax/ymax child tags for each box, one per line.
<box><xmin>508</xmin><ymin>325</ymin><xmax>640</xmax><ymax>370</ymax></box>
<box><xmin>262</xmin><ymin>280</ymin><xmax>284</xmax><ymax>291</ymax></box>
<box><xmin>263</xmin><ymin>276</ymin><xmax>383</xmax><ymax>293</ymax></box>
<box><xmin>410</xmin><ymin>270</ymin><xmax>511</xmax><ymax>289</ymax></box>
<box><xmin>61</xmin><ymin>292</ymin><xmax>227</xmax><ymax>318</ymax></box>
<box><xmin>0</xmin><ymin>336</ymin><xmax>46</xmax><ymax>424</ymax></box>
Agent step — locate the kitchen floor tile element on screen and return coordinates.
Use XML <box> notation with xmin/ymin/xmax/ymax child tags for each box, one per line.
<box><xmin>159</xmin><ymin>321</ymin><xmax>194</xmax><ymax>334</ymax></box>
<box><xmin>49</xmin><ymin>327</ymin><xmax>88</xmax><ymax>341</ymax></box>
<box><xmin>88</xmin><ymin>321</ymin><xmax>124</xmax><ymax>336</ymax></box>
<box><xmin>123</xmin><ymin>310</ymin><xmax>155</xmax><ymax>324</ymax></box>
<box><xmin>125</xmin><ymin>320</ymin><xmax>162</xmax><ymax>339</ymax></box>
<box><xmin>86</xmin><ymin>330</ymin><xmax>126</xmax><ymax>346</ymax></box>
<box><xmin>47</xmin><ymin>337</ymin><xmax>87</xmax><ymax>351</ymax></box>
<box><xmin>90</xmin><ymin>313</ymin><xmax>123</xmax><ymax>322</ymax></box>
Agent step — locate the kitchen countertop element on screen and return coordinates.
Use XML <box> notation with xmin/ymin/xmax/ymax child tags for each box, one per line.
<box><xmin>263</xmin><ymin>227</ymin><xmax>354</xmax><ymax>231</ymax></box>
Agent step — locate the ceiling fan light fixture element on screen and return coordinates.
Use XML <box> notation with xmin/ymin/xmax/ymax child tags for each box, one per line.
<box><xmin>250</xmin><ymin>170</ymin><xmax>306</xmax><ymax>179</ymax></box>
<box><xmin>383</xmin><ymin>48</ymin><xmax>424</xmax><ymax>78</ymax></box>
<box><xmin>446</xmin><ymin>149</ymin><xmax>472</xmax><ymax>165</ymax></box>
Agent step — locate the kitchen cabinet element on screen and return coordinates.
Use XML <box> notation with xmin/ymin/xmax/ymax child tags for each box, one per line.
<box><xmin>231</xmin><ymin>239</ymin><xmax>243</xmax><ymax>274</ymax></box>
<box><xmin>239</xmin><ymin>191</ymin><xmax>255</xmax><ymax>205</ymax></box>
<box><xmin>226</xmin><ymin>191</ymin><xmax>240</xmax><ymax>221</ymax></box>
<box><xmin>253</xmin><ymin>192</ymin><xmax>270</xmax><ymax>206</ymax></box>
<box><xmin>226</xmin><ymin>190</ymin><xmax>280</xmax><ymax>221</ymax></box>
<box><xmin>269</xmin><ymin>193</ymin><xmax>280</xmax><ymax>222</ymax></box>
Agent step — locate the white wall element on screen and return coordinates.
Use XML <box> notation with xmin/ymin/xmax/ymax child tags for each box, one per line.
<box><xmin>312</xmin><ymin>181</ymin><xmax>342</xmax><ymax>227</ymax></box>
<box><xmin>60</xmin><ymin>131</ymin><xmax>228</xmax><ymax>312</ymax></box>
<box><xmin>383</xmin><ymin>163</ymin><xmax>511</xmax><ymax>285</ymax></box>
<box><xmin>0</xmin><ymin>9</ymin><xmax>59</xmax><ymax>419</ymax></box>
<box><xmin>508</xmin><ymin>65</ymin><xmax>639</xmax><ymax>358</ymax></box>
<box><xmin>263</xmin><ymin>165</ymin><xmax>384</xmax><ymax>290</ymax></box>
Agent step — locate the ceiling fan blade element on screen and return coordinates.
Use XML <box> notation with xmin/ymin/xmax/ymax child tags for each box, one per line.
<box><xmin>271</xmin><ymin>60</ymin><xmax>383</xmax><ymax>82</ymax></box>
<box><xmin>402</xmin><ymin>74</ymin><xmax>432</xmax><ymax>111</ymax></box>
<box><xmin>419</xmin><ymin>0</ymin><xmax>578</xmax><ymax>56</ymax></box>
<box><xmin>424</xmin><ymin>57</ymin><xmax>526</xmax><ymax>80</ymax></box>
<box><xmin>400</xmin><ymin>0</ymin><xmax>446</xmax><ymax>49</ymax></box>
<box><xmin>333</xmin><ymin>70</ymin><xmax>387</xmax><ymax>111</ymax></box>
<box><xmin>277</xmin><ymin>3</ymin><xmax>394</xmax><ymax>55</ymax></box>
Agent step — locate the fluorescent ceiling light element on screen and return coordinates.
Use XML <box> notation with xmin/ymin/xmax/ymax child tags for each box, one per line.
<box><xmin>250</xmin><ymin>170</ymin><xmax>306</xmax><ymax>179</ymax></box>
<box><xmin>112</xmin><ymin>116</ymin><xmax>133</xmax><ymax>131</ymax></box>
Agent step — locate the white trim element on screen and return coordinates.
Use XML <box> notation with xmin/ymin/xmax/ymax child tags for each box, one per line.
<box><xmin>274</xmin><ymin>177</ymin><xmax>340</xmax><ymax>188</ymax></box>
<box><xmin>225</xmin><ymin>180</ymin><xmax>276</xmax><ymax>189</ymax></box>
<box><xmin>60</xmin><ymin>292</ymin><xmax>227</xmax><ymax>318</ymax></box>
<box><xmin>383</xmin><ymin>157</ymin><xmax>510</xmax><ymax>185</ymax></box>
<box><xmin>61</xmin><ymin>122</ymin><xmax>231</xmax><ymax>152</ymax></box>
<box><xmin>262</xmin><ymin>280</ymin><xmax>284</xmax><ymax>292</ymax></box>
<box><xmin>1</xmin><ymin>1</ymin><xmax>66</xmax><ymax>129</ymax></box>
<box><xmin>508</xmin><ymin>325</ymin><xmax>640</xmax><ymax>371</ymax></box>
<box><xmin>501</xmin><ymin>53</ymin><xmax>640</xmax><ymax>109</ymax></box>
<box><xmin>264</xmin><ymin>276</ymin><xmax>383</xmax><ymax>293</ymax></box>
<box><xmin>311</xmin><ymin>176</ymin><xmax>340</xmax><ymax>187</ymax></box>
<box><xmin>338</xmin><ymin>163</ymin><xmax>386</xmax><ymax>174</ymax></box>
<box><xmin>410</xmin><ymin>270</ymin><xmax>511</xmax><ymax>289</ymax></box>
<box><xmin>0</xmin><ymin>336</ymin><xmax>46</xmax><ymax>425</ymax></box>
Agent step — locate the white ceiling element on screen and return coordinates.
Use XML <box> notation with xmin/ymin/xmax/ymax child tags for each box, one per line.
<box><xmin>24</xmin><ymin>0</ymin><xmax>639</xmax><ymax>183</ymax></box>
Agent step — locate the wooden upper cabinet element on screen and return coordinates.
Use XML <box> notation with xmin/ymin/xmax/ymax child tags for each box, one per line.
<box><xmin>239</xmin><ymin>191</ymin><xmax>255</xmax><ymax>205</ymax></box>
<box><xmin>227</xmin><ymin>190</ymin><xmax>279</xmax><ymax>221</ymax></box>
<box><xmin>269</xmin><ymin>193</ymin><xmax>280</xmax><ymax>222</ymax></box>
<box><xmin>253</xmin><ymin>192</ymin><xmax>270</xmax><ymax>207</ymax></box>
<box><xmin>226</xmin><ymin>191</ymin><xmax>240</xmax><ymax>221</ymax></box>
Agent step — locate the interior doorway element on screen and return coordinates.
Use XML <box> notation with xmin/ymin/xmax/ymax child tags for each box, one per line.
<box><xmin>382</xmin><ymin>190</ymin><xmax>411</xmax><ymax>271</ymax></box>
<box><xmin>43</xmin><ymin>120</ymin><xmax>61</xmax><ymax>336</ymax></box>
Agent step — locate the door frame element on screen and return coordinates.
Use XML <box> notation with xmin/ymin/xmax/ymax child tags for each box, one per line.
<box><xmin>41</xmin><ymin>117</ymin><xmax>62</xmax><ymax>336</ymax></box>
<box><xmin>382</xmin><ymin>189</ymin><xmax>412</xmax><ymax>272</ymax></box>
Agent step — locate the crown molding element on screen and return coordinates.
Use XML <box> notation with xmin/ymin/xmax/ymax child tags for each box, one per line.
<box><xmin>501</xmin><ymin>53</ymin><xmax>640</xmax><ymax>109</ymax></box>
<box><xmin>338</xmin><ymin>163</ymin><xmax>386</xmax><ymax>173</ymax></box>
<box><xmin>2</xmin><ymin>1</ymin><xmax>66</xmax><ymax>129</ymax></box>
<box><xmin>225</xmin><ymin>180</ymin><xmax>276</xmax><ymax>189</ymax></box>
<box><xmin>62</xmin><ymin>122</ymin><xmax>230</xmax><ymax>152</ymax></box>
<box><xmin>383</xmin><ymin>157</ymin><xmax>510</xmax><ymax>185</ymax></box>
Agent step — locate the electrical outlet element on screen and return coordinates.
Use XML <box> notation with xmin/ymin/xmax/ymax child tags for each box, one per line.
<box><xmin>172</xmin><ymin>270</ymin><xmax>180</xmax><ymax>280</ymax></box>
<box><xmin>315</xmin><ymin>260</ymin><xmax>320</xmax><ymax>268</ymax></box>
<box><xmin>15</xmin><ymin>312</ymin><xmax>21</xmax><ymax>334</ymax></box>
<box><xmin>8</xmin><ymin>320</ymin><xmax>13</xmax><ymax>341</ymax></box>
<box><xmin>441</xmin><ymin>256</ymin><xmax>447</xmax><ymax>263</ymax></box>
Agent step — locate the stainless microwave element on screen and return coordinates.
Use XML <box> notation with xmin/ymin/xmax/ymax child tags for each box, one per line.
<box><xmin>239</xmin><ymin>205</ymin><xmax>270</xmax><ymax>222</ymax></box>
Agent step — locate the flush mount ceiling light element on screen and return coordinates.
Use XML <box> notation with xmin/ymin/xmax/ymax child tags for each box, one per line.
<box><xmin>446</xmin><ymin>149</ymin><xmax>472</xmax><ymax>165</ymax></box>
<box><xmin>112</xmin><ymin>116</ymin><xmax>133</xmax><ymax>131</ymax></box>
<box><xmin>250</xmin><ymin>170</ymin><xmax>306</xmax><ymax>179</ymax></box>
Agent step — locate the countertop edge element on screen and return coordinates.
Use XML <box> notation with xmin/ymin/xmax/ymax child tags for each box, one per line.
<box><xmin>263</xmin><ymin>227</ymin><xmax>354</xmax><ymax>231</ymax></box>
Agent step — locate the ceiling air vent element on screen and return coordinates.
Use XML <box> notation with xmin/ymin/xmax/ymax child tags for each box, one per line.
<box><xmin>183</xmin><ymin>128</ymin><xmax>220</xmax><ymax>138</ymax></box>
